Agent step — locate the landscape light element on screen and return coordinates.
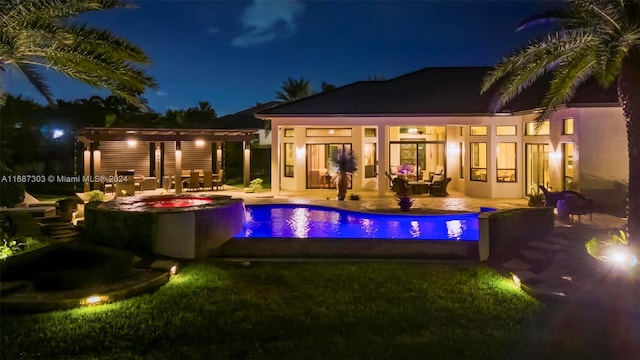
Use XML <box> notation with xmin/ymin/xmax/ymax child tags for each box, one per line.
<box><xmin>511</xmin><ymin>274</ymin><xmax>521</xmax><ymax>289</ymax></box>
<box><xmin>170</xmin><ymin>265</ymin><xmax>178</xmax><ymax>276</ymax></box>
<box><xmin>604</xmin><ymin>245</ymin><xmax>638</xmax><ymax>268</ymax></box>
<box><xmin>82</xmin><ymin>295</ymin><xmax>108</xmax><ymax>305</ymax></box>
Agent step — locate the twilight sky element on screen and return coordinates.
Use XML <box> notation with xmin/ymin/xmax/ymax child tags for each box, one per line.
<box><xmin>5</xmin><ymin>0</ymin><xmax>557</xmax><ymax>116</ymax></box>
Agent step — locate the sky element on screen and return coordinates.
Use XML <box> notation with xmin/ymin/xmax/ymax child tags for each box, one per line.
<box><xmin>4</xmin><ymin>0</ymin><xmax>557</xmax><ymax>116</ymax></box>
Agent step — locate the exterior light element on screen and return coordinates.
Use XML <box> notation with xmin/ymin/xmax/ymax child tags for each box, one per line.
<box><xmin>81</xmin><ymin>295</ymin><xmax>108</xmax><ymax>305</ymax></box>
<box><xmin>127</xmin><ymin>139</ymin><xmax>137</xmax><ymax>148</ymax></box>
<box><xmin>408</xmin><ymin>128</ymin><xmax>418</xmax><ymax>134</ymax></box>
<box><xmin>195</xmin><ymin>140</ymin><xmax>205</xmax><ymax>148</ymax></box>
<box><xmin>170</xmin><ymin>265</ymin><xmax>178</xmax><ymax>276</ymax></box>
<box><xmin>52</xmin><ymin>129</ymin><xmax>64</xmax><ymax>139</ymax></box>
<box><xmin>605</xmin><ymin>246</ymin><xmax>638</xmax><ymax>268</ymax></box>
<box><xmin>328</xmin><ymin>129</ymin><xmax>335</xmax><ymax>134</ymax></box>
<box><xmin>512</xmin><ymin>274</ymin><xmax>521</xmax><ymax>289</ymax></box>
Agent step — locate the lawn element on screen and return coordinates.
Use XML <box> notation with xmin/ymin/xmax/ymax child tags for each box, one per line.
<box><xmin>1</xmin><ymin>261</ymin><xmax>544</xmax><ymax>359</ymax></box>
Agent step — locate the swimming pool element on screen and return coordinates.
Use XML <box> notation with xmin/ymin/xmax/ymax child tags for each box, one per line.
<box><xmin>237</xmin><ymin>204</ymin><xmax>481</xmax><ymax>241</ymax></box>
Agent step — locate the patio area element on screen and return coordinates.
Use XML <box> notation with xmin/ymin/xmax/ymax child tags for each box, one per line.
<box><xmin>88</xmin><ymin>187</ymin><xmax>530</xmax><ymax>214</ymax></box>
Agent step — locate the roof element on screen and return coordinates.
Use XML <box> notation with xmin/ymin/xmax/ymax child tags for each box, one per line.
<box><xmin>258</xmin><ymin>67</ymin><xmax>618</xmax><ymax>116</ymax></box>
<box><xmin>76</xmin><ymin>127</ymin><xmax>258</xmax><ymax>143</ymax></box>
<box><xmin>214</xmin><ymin>101</ymin><xmax>280</xmax><ymax>128</ymax></box>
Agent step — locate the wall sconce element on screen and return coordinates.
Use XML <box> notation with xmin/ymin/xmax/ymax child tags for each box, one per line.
<box><xmin>195</xmin><ymin>139</ymin><xmax>205</xmax><ymax>148</ymax></box>
<box><xmin>550</xmin><ymin>150</ymin><xmax>562</xmax><ymax>160</ymax></box>
<box><xmin>449</xmin><ymin>144</ymin><xmax>459</xmax><ymax>154</ymax></box>
<box><xmin>296</xmin><ymin>145</ymin><xmax>305</xmax><ymax>159</ymax></box>
<box><xmin>408</xmin><ymin>128</ymin><xmax>418</xmax><ymax>134</ymax></box>
<box><xmin>127</xmin><ymin>139</ymin><xmax>137</xmax><ymax>148</ymax></box>
<box><xmin>328</xmin><ymin>129</ymin><xmax>335</xmax><ymax>135</ymax></box>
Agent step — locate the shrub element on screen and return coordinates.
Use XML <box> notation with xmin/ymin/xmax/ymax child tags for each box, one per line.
<box><xmin>0</xmin><ymin>243</ymin><xmax>135</xmax><ymax>291</ymax></box>
<box><xmin>0</xmin><ymin>164</ymin><xmax>25</xmax><ymax>207</ymax></box>
<box><xmin>0</xmin><ymin>237</ymin><xmax>48</xmax><ymax>260</ymax></box>
<box><xmin>487</xmin><ymin>207</ymin><xmax>554</xmax><ymax>262</ymax></box>
<box><xmin>84</xmin><ymin>190</ymin><xmax>105</xmax><ymax>202</ymax></box>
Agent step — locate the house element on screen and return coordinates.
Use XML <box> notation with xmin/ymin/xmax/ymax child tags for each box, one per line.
<box><xmin>257</xmin><ymin>66</ymin><xmax>628</xmax><ymax>212</ymax></box>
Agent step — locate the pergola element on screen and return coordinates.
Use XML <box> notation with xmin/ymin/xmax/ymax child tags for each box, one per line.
<box><xmin>76</xmin><ymin>127</ymin><xmax>259</xmax><ymax>194</ymax></box>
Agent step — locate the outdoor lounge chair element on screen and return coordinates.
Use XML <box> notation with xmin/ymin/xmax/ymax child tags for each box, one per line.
<box><xmin>385</xmin><ymin>171</ymin><xmax>396</xmax><ymax>191</ymax></box>
<box><xmin>562</xmin><ymin>190</ymin><xmax>594</xmax><ymax>222</ymax></box>
<box><xmin>539</xmin><ymin>185</ymin><xmax>563</xmax><ymax>208</ymax></box>
<box><xmin>429</xmin><ymin>177</ymin><xmax>451</xmax><ymax>197</ymax></box>
<box><xmin>392</xmin><ymin>177</ymin><xmax>411</xmax><ymax>196</ymax></box>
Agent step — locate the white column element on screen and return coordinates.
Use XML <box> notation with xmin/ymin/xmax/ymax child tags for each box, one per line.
<box><xmin>271</xmin><ymin>125</ymin><xmax>280</xmax><ymax>196</ymax></box>
<box><xmin>243</xmin><ymin>141</ymin><xmax>250</xmax><ymax>187</ymax></box>
<box><xmin>175</xmin><ymin>141</ymin><xmax>182</xmax><ymax>194</ymax></box>
<box><xmin>83</xmin><ymin>145</ymin><xmax>91</xmax><ymax>192</ymax></box>
<box><xmin>93</xmin><ymin>146</ymin><xmax>101</xmax><ymax>191</ymax></box>
<box><xmin>377</xmin><ymin>125</ymin><xmax>387</xmax><ymax>197</ymax></box>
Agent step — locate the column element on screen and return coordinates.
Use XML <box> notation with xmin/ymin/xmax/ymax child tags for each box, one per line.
<box><xmin>377</xmin><ymin>125</ymin><xmax>387</xmax><ymax>197</ymax></box>
<box><xmin>175</xmin><ymin>141</ymin><xmax>182</xmax><ymax>194</ymax></box>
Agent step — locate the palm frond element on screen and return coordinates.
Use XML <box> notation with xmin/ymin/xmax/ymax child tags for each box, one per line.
<box><xmin>538</xmin><ymin>51</ymin><xmax>597</xmax><ymax>121</ymax></box>
<box><xmin>483</xmin><ymin>30</ymin><xmax>597</xmax><ymax>112</ymax></box>
<box><xmin>66</xmin><ymin>24</ymin><xmax>151</xmax><ymax>64</ymax></box>
<box><xmin>515</xmin><ymin>9</ymin><xmax>570</xmax><ymax>32</ymax></box>
<box><xmin>16</xmin><ymin>63</ymin><xmax>54</xmax><ymax>104</ymax></box>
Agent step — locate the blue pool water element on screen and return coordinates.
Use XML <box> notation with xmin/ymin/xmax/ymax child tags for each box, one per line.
<box><xmin>237</xmin><ymin>204</ymin><xmax>483</xmax><ymax>241</ymax></box>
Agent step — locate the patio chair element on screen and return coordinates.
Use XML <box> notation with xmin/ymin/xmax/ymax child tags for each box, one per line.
<box><xmin>562</xmin><ymin>190</ymin><xmax>594</xmax><ymax>222</ymax></box>
<box><xmin>392</xmin><ymin>177</ymin><xmax>411</xmax><ymax>196</ymax></box>
<box><xmin>188</xmin><ymin>171</ymin><xmax>200</xmax><ymax>192</ymax></box>
<box><xmin>429</xmin><ymin>177</ymin><xmax>451</xmax><ymax>197</ymax></box>
<box><xmin>538</xmin><ymin>185</ymin><xmax>563</xmax><ymax>208</ymax></box>
<box><xmin>201</xmin><ymin>171</ymin><xmax>213</xmax><ymax>191</ymax></box>
<box><xmin>213</xmin><ymin>169</ymin><xmax>224</xmax><ymax>190</ymax></box>
<box><xmin>385</xmin><ymin>171</ymin><xmax>396</xmax><ymax>191</ymax></box>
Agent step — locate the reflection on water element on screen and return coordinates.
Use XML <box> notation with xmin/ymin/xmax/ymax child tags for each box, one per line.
<box><xmin>240</xmin><ymin>205</ymin><xmax>480</xmax><ymax>241</ymax></box>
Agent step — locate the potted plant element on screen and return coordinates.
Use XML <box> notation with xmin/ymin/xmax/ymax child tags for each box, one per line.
<box><xmin>329</xmin><ymin>146</ymin><xmax>357</xmax><ymax>201</ymax></box>
<box><xmin>527</xmin><ymin>193</ymin><xmax>545</xmax><ymax>207</ymax></box>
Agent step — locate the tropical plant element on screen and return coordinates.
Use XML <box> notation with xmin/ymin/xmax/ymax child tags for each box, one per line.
<box><xmin>481</xmin><ymin>0</ymin><xmax>640</xmax><ymax>247</ymax></box>
<box><xmin>275</xmin><ymin>77</ymin><xmax>315</xmax><ymax>101</ymax></box>
<box><xmin>329</xmin><ymin>146</ymin><xmax>357</xmax><ymax>201</ymax></box>
<box><xmin>397</xmin><ymin>195</ymin><xmax>414</xmax><ymax>212</ymax></box>
<box><xmin>0</xmin><ymin>0</ymin><xmax>157</xmax><ymax>108</ymax></box>
<box><xmin>249</xmin><ymin>178</ymin><xmax>263</xmax><ymax>191</ymax></box>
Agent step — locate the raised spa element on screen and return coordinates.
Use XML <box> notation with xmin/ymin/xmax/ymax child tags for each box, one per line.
<box><xmin>84</xmin><ymin>195</ymin><xmax>244</xmax><ymax>259</ymax></box>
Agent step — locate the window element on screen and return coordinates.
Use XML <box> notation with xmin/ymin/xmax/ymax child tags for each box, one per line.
<box><xmin>470</xmin><ymin>142</ymin><xmax>487</xmax><ymax>181</ymax></box>
<box><xmin>284</xmin><ymin>143</ymin><xmax>294</xmax><ymax>177</ymax></box>
<box><xmin>563</xmin><ymin>118</ymin><xmax>574</xmax><ymax>134</ymax></box>
<box><xmin>306</xmin><ymin>128</ymin><xmax>352</xmax><ymax>137</ymax></box>
<box><xmin>496</xmin><ymin>125</ymin><xmax>516</xmax><ymax>136</ymax></box>
<box><xmin>525</xmin><ymin>120</ymin><xmax>550</xmax><ymax>135</ymax></box>
<box><xmin>284</xmin><ymin>128</ymin><xmax>294</xmax><ymax>137</ymax></box>
<box><xmin>459</xmin><ymin>142</ymin><xmax>464</xmax><ymax>180</ymax></box>
<box><xmin>470</xmin><ymin>126</ymin><xmax>487</xmax><ymax>136</ymax></box>
<box><xmin>363</xmin><ymin>143</ymin><xmax>377</xmax><ymax>178</ymax></box>
<box><xmin>496</xmin><ymin>143</ymin><xmax>516</xmax><ymax>182</ymax></box>
<box><xmin>365</xmin><ymin>128</ymin><xmax>377</xmax><ymax>137</ymax></box>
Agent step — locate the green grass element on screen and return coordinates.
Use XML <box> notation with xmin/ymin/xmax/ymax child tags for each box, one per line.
<box><xmin>1</xmin><ymin>261</ymin><xmax>543</xmax><ymax>359</ymax></box>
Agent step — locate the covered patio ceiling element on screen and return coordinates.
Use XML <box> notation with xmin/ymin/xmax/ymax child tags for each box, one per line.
<box><xmin>76</xmin><ymin>127</ymin><xmax>259</xmax><ymax>143</ymax></box>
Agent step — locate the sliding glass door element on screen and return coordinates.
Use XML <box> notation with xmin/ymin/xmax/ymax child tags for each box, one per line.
<box><xmin>525</xmin><ymin>143</ymin><xmax>549</xmax><ymax>195</ymax></box>
<box><xmin>306</xmin><ymin>143</ymin><xmax>352</xmax><ymax>189</ymax></box>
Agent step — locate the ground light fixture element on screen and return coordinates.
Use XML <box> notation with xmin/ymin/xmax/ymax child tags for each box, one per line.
<box><xmin>604</xmin><ymin>245</ymin><xmax>638</xmax><ymax>268</ymax></box>
<box><xmin>81</xmin><ymin>295</ymin><xmax>109</xmax><ymax>306</ymax></box>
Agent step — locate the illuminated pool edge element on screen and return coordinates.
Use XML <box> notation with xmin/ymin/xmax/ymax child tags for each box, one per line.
<box><xmin>211</xmin><ymin>204</ymin><xmax>496</xmax><ymax>260</ymax></box>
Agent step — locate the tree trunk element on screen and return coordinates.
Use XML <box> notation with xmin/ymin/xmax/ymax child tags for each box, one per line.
<box><xmin>336</xmin><ymin>172</ymin><xmax>348</xmax><ymax>200</ymax></box>
<box><xmin>618</xmin><ymin>49</ymin><xmax>640</xmax><ymax>248</ymax></box>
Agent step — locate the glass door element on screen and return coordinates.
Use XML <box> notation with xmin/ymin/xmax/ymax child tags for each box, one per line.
<box><xmin>563</xmin><ymin>143</ymin><xmax>576</xmax><ymax>190</ymax></box>
<box><xmin>306</xmin><ymin>143</ymin><xmax>352</xmax><ymax>189</ymax></box>
<box><xmin>525</xmin><ymin>143</ymin><xmax>549</xmax><ymax>195</ymax></box>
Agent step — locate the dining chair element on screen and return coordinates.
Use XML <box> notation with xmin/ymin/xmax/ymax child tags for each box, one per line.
<box><xmin>202</xmin><ymin>170</ymin><xmax>213</xmax><ymax>191</ymax></box>
<box><xmin>213</xmin><ymin>169</ymin><xmax>224</xmax><ymax>190</ymax></box>
<box><xmin>189</xmin><ymin>171</ymin><xmax>200</xmax><ymax>191</ymax></box>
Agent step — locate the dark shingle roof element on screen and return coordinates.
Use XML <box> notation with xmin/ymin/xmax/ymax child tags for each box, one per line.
<box><xmin>213</xmin><ymin>101</ymin><xmax>280</xmax><ymax>129</ymax></box>
<box><xmin>259</xmin><ymin>67</ymin><xmax>618</xmax><ymax>116</ymax></box>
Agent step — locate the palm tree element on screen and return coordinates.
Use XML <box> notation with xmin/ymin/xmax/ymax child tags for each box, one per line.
<box><xmin>481</xmin><ymin>0</ymin><xmax>640</xmax><ymax>247</ymax></box>
<box><xmin>275</xmin><ymin>77</ymin><xmax>315</xmax><ymax>101</ymax></box>
<box><xmin>0</xmin><ymin>0</ymin><xmax>157</xmax><ymax>108</ymax></box>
